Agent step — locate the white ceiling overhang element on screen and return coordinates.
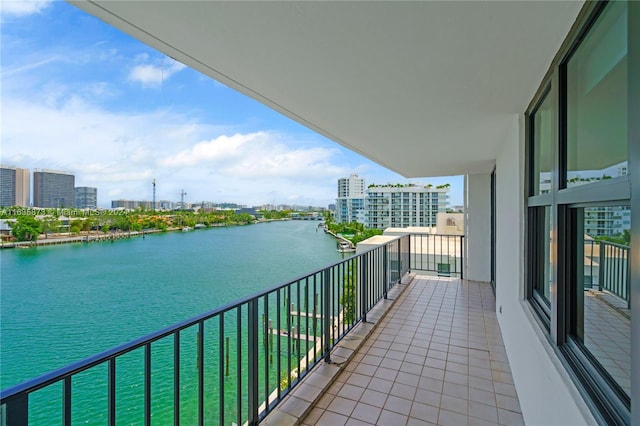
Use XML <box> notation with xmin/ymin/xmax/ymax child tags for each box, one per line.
<box><xmin>69</xmin><ymin>1</ymin><xmax>583</xmax><ymax>177</ymax></box>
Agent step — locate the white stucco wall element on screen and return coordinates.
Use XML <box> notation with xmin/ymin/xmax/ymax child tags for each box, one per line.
<box><xmin>494</xmin><ymin>114</ymin><xmax>595</xmax><ymax>425</ymax></box>
<box><xmin>465</xmin><ymin>173</ymin><xmax>491</xmax><ymax>282</ymax></box>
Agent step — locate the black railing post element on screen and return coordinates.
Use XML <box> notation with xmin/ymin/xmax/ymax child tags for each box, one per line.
<box><xmin>173</xmin><ymin>333</ymin><xmax>180</xmax><ymax>426</ymax></box>
<box><xmin>144</xmin><ymin>343</ymin><xmax>151</xmax><ymax>426</ymax></box>
<box><xmin>63</xmin><ymin>376</ymin><xmax>71</xmax><ymax>426</ymax></box>
<box><xmin>248</xmin><ymin>299</ymin><xmax>259</xmax><ymax>425</ymax></box>
<box><xmin>460</xmin><ymin>236</ymin><xmax>464</xmax><ymax>279</ymax></box>
<box><xmin>383</xmin><ymin>245</ymin><xmax>388</xmax><ymax>299</ymax></box>
<box><xmin>626</xmin><ymin>251</ymin><xmax>631</xmax><ymax>309</ymax></box>
<box><xmin>598</xmin><ymin>242</ymin><xmax>605</xmax><ymax>291</ymax></box>
<box><xmin>397</xmin><ymin>239</ymin><xmax>402</xmax><ymax>284</ymax></box>
<box><xmin>362</xmin><ymin>253</ymin><xmax>368</xmax><ymax>322</ymax></box>
<box><xmin>323</xmin><ymin>268</ymin><xmax>331</xmax><ymax>363</ymax></box>
<box><xmin>409</xmin><ymin>234</ymin><xmax>412</xmax><ymax>272</ymax></box>
<box><xmin>4</xmin><ymin>393</ymin><xmax>29</xmax><ymax>426</ymax></box>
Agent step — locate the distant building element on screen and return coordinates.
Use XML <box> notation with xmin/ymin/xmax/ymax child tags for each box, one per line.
<box><xmin>436</xmin><ymin>212</ymin><xmax>464</xmax><ymax>235</ymax></box>
<box><xmin>75</xmin><ymin>187</ymin><xmax>97</xmax><ymax>209</ymax></box>
<box><xmin>365</xmin><ymin>184</ymin><xmax>449</xmax><ymax>230</ymax></box>
<box><xmin>111</xmin><ymin>199</ymin><xmax>153</xmax><ymax>209</ymax></box>
<box><xmin>336</xmin><ymin>173</ymin><xmax>366</xmax><ymax>224</ymax></box>
<box><xmin>157</xmin><ymin>200</ymin><xmax>174</xmax><ymax>210</ymax></box>
<box><xmin>33</xmin><ymin>170</ymin><xmax>75</xmax><ymax>208</ymax></box>
<box><xmin>0</xmin><ymin>166</ymin><xmax>30</xmax><ymax>207</ymax></box>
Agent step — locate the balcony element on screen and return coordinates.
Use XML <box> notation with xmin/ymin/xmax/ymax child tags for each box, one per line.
<box><xmin>1</xmin><ymin>230</ymin><xmax>630</xmax><ymax>425</ymax></box>
<box><xmin>271</xmin><ymin>276</ymin><xmax>524</xmax><ymax>426</ymax></box>
<box><xmin>1</xmin><ymin>234</ymin><xmax>472</xmax><ymax>426</ymax></box>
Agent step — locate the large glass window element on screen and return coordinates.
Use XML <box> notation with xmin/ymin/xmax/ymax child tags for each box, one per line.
<box><xmin>526</xmin><ymin>1</ymin><xmax>635</xmax><ymax>423</ymax></box>
<box><xmin>529</xmin><ymin>206</ymin><xmax>552</xmax><ymax>315</ymax></box>
<box><xmin>565</xmin><ymin>1</ymin><xmax>628</xmax><ymax>187</ymax></box>
<box><xmin>531</xmin><ymin>90</ymin><xmax>553</xmax><ymax>196</ymax></box>
<box><xmin>572</xmin><ymin>205</ymin><xmax>631</xmax><ymax>398</ymax></box>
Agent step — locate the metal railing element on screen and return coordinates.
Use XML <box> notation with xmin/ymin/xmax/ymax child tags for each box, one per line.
<box><xmin>1</xmin><ymin>235</ymin><xmax>422</xmax><ymax>426</ymax></box>
<box><xmin>409</xmin><ymin>234</ymin><xmax>464</xmax><ymax>278</ymax></box>
<box><xmin>584</xmin><ymin>240</ymin><xmax>630</xmax><ymax>308</ymax></box>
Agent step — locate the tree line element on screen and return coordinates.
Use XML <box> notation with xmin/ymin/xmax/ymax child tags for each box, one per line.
<box><xmin>2</xmin><ymin>209</ymin><xmax>292</xmax><ymax>242</ymax></box>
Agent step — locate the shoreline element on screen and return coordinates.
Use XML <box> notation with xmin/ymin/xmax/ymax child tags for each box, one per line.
<box><xmin>0</xmin><ymin>218</ymin><xmax>292</xmax><ymax>249</ymax></box>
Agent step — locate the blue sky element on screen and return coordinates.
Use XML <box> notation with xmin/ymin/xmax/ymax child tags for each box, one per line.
<box><xmin>1</xmin><ymin>0</ymin><xmax>463</xmax><ymax>208</ymax></box>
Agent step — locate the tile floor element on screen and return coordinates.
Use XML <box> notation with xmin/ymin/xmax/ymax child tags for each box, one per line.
<box><xmin>584</xmin><ymin>290</ymin><xmax>631</xmax><ymax>396</ymax></box>
<box><xmin>300</xmin><ymin>276</ymin><xmax>524</xmax><ymax>426</ymax></box>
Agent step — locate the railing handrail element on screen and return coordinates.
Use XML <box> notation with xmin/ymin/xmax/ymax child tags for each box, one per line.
<box><xmin>598</xmin><ymin>240</ymin><xmax>630</xmax><ymax>250</ymax></box>
<box><xmin>0</xmin><ymin>233</ymin><xmax>408</xmax><ymax>402</ymax></box>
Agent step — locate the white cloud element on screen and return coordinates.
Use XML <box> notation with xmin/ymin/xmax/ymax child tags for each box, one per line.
<box><xmin>128</xmin><ymin>59</ymin><xmax>187</xmax><ymax>88</ymax></box>
<box><xmin>0</xmin><ymin>0</ymin><xmax>53</xmax><ymax>17</ymax></box>
<box><xmin>0</xmin><ymin>94</ymin><xmax>350</xmax><ymax>207</ymax></box>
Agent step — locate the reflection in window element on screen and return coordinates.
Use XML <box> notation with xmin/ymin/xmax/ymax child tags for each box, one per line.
<box><xmin>566</xmin><ymin>1</ymin><xmax>628</xmax><ymax>187</ymax></box>
<box><xmin>576</xmin><ymin>205</ymin><xmax>631</xmax><ymax>397</ymax></box>
<box><xmin>530</xmin><ymin>206</ymin><xmax>551</xmax><ymax>310</ymax></box>
<box><xmin>531</xmin><ymin>90</ymin><xmax>553</xmax><ymax>195</ymax></box>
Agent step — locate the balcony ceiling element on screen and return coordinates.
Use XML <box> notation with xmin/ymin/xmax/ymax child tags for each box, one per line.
<box><xmin>70</xmin><ymin>1</ymin><xmax>583</xmax><ymax>177</ymax></box>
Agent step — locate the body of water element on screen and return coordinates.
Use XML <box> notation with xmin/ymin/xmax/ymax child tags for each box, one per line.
<box><xmin>1</xmin><ymin>220</ymin><xmax>340</xmax><ymax>390</ymax></box>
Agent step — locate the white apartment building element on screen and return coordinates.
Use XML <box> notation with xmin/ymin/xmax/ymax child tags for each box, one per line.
<box><xmin>335</xmin><ymin>173</ymin><xmax>366</xmax><ymax>224</ymax></box>
<box><xmin>366</xmin><ymin>184</ymin><xmax>449</xmax><ymax>230</ymax></box>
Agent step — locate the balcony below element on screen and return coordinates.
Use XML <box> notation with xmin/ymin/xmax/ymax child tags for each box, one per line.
<box><xmin>265</xmin><ymin>276</ymin><xmax>524</xmax><ymax>426</ymax></box>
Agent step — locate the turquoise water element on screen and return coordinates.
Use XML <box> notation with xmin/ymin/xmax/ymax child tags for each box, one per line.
<box><xmin>0</xmin><ymin>220</ymin><xmax>339</xmax><ymax>395</ymax></box>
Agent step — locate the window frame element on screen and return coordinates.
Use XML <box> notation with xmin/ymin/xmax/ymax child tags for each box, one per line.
<box><xmin>524</xmin><ymin>1</ymin><xmax>636</xmax><ymax>423</ymax></box>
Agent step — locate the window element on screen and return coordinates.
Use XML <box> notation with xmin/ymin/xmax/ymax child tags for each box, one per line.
<box><xmin>570</xmin><ymin>205</ymin><xmax>631</xmax><ymax>399</ymax></box>
<box><xmin>565</xmin><ymin>2</ymin><xmax>628</xmax><ymax>187</ymax></box>
<box><xmin>526</xmin><ymin>1</ymin><xmax>634</xmax><ymax>423</ymax></box>
<box><xmin>531</xmin><ymin>90</ymin><xmax>554</xmax><ymax>196</ymax></box>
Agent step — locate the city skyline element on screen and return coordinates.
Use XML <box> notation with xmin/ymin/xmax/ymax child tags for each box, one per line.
<box><xmin>0</xmin><ymin>1</ymin><xmax>463</xmax><ymax>208</ymax></box>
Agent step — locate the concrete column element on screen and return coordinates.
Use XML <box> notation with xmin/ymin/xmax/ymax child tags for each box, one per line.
<box><xmin>464</xmin><ymin>173</ymin><xmax>492</xmax><ymax>282</ymax></box>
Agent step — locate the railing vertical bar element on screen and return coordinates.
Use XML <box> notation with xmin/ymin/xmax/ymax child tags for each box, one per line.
<box><xmin>362</xmin><ymin>253</ymin><xmax>368</xmax><ymax>322</ymax></box>
<box><xmin>599</xmin><ymin>242</ymin><xmax>605</xmax><ymax>291</ymax></box>
<box><xmin>460</xmin><ymin>236</ymin><xmax>464</xmax><ymax>279</ymax></box>
<box><xmin>4</xmin><ymin>393</ymin><xmax>29</xmax><ymax>426</ymax></box>
<box><xmin>337</xmin><ymin>263</ymin><xmax>343</xmax><ymax>334</ymax></box>
<box><xmin>333</xmin><ymin>264</ymin><xmax>338</xmax><ymax>342</ymax></box>
<box><xmin>589</xmin><ymin>241</ymin><xmax>594</xmax><ymax>289</ymax></box>
<box><xmin>397</xmin><ymin>239</ymin><xmax>401</xmax><ymax>284</ymax></box>
<box><xmin>144</xmin><ymin>343</ymin><xmax>151</xmax><ymax>426</ymax></box>
<box><xmin>286</xmin><ymin>284</ymin><xmax>292</xmax><ymax>391</ymax></box>
<box><xmin>236</xmin><ymin>306</ymin><xmax>242</xmax><ymax>426</ymax></box>
<box><xmin>323</xmin><ymin>268</ymin><xmax>331</xmax><ymax>363</ymax></box>
<box><xmin>626</xmin><ymin>248</ymin><xmax>631</xmax><ymax>309</ymax></box>
<box><xmin>383</xmin><ymin>245</ymin><xmax>388</xmax><ymax>299</ymax></box>
<box><xmin>173</xmin><ymin>332</ymin><xmax>180</xmax><ymax>426</ymax></box>
<box><xmin>305</xmin><ymin>277</ymin><xmax>309</xmax><ymax>371</ymax></box>
<box><xmin>276</xmin><ymin>289</ymin><xmax>281</xmax><ymax>400</ymax></box>
<box><xmin>409</xmin><ymin>234</ymin><xmax>412</xmax><ymax>272</ymax></box>
<box><xmin>313</xmin><ymin>274</ymin><xmax>317</xmax><ymax>365</ymax></box>
<box><xmin>108</xmin><ymin>358</ymin><xmax>116</xmax><ymax>426</ymax></box>
<box><xmin>63</xmin><ymin>376</ymin><xmax>71</xmax><ymax>426</ymax></box>
<box><xmin>331</xmin><ymin>267</ymin><xmax>340</xmax><ymax>342</ymax></box>
<box><xmin>197</xmin><ymin>321</ymin><xmax>204</xmax><ymax>426</ymax></box>
<box><xmin>297</xmin><ymin>279</ymin><xmax>301</xmax><ymax>378</ymax></box>
<box><xmin>616</xmin><ymin>246</ymin><xmax>622</xmax><ymax>296</ymax></box>
<box><xmin>247</xmin><ymin>299</ymin><xmax>259</xmax><ymax>426</ymax></box>
<box><xmin>219</xmin><ymin>314</ymin><xmax>225</xmax><ymax>426</ymax></box>
<box><xmin>263</xmin><ymin>295</ymin><xmax>269</xmax><ymax>411</ymax></box>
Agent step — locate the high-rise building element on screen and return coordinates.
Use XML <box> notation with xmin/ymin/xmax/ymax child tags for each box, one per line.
<box><xmin>75</xmin><ymin>187</ymin><xmax>98</xmax><ymax>209</ymax></box>
<box><xmin>336</xmin><ymin>173</ymin><xmax>366</xmax><ymax>224</ymax></box>
<box><xmin>33</xmin><ymin>170</ymin><xmax>75</xmax><ymax>208</ymax></box>
<box><xmin>365</xmin><ymin>184</ymin><xmax>449</xmax><ymax>230</ymax></box>
<box><xmin>0</xmin><ymin>166</ymin><xmax>30</xmax><ymax>207</ymax></box>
